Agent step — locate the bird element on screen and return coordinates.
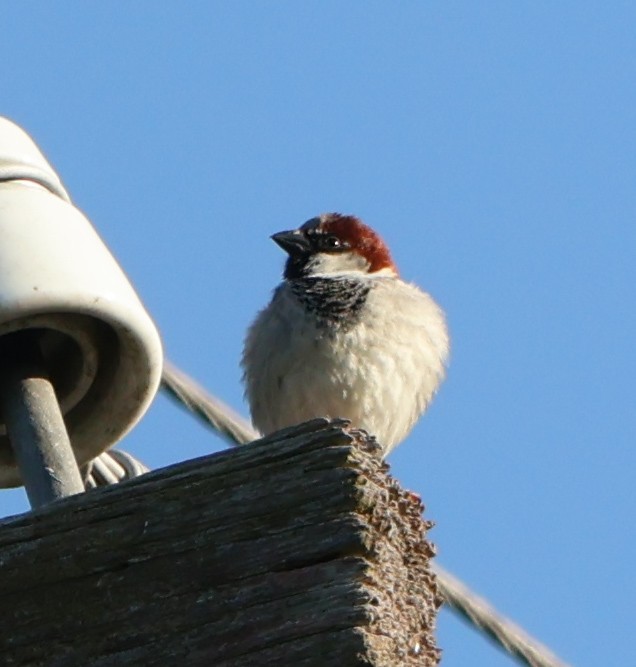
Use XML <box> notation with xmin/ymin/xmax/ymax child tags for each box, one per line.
<box><xmin>242</xmin><ymin>213</ymin><xmax>449</xmax><ymax>456</ymax></box>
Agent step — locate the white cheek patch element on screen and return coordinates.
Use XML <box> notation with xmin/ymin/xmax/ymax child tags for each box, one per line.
<box><xmin>308</xmin><ymin>251</ymin><xmax>371</xmax><ymax>275</ymax></box>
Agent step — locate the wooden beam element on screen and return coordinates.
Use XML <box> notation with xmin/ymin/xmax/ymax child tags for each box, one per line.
<box><xmin>0</xmin><ymin>418</ymin><xmax>441</xmax><ymax>666</ymax></box>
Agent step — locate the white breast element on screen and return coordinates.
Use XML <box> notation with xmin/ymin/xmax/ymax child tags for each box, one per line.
<box><xmin>242</xmin><ymin>276</ymin><xmax>449</xmax><ymax>455</ymax></box>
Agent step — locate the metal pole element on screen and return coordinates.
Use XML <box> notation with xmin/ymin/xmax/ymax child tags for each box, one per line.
<box><xmin>0</xmin><ymin>332</ymin><xmax>84</xmax><ymax>508</ymax></box>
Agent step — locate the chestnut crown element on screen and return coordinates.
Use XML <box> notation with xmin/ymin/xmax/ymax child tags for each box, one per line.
<box><xmin>272</xmin><ymin>213</ymin><xmax>396</xmax><ymax>280</ymax></box>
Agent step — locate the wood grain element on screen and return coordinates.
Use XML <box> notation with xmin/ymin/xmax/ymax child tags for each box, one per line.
<box><xmin>0</xmin><ymin>418</ymin><xmax>441</xmax><ymax>666</ymax></box>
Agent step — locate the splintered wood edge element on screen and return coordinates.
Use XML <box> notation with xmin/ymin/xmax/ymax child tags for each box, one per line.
<box><xmin>339</xmin><ymin>427</ymin><xmax>442</xmax><ymax>666</ymax></box>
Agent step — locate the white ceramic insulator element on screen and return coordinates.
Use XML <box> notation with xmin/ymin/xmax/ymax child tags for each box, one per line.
<box><xmin>0</xmin><ymin>117</ymin><xmax>163</xmax><ymax>488</ymax></box>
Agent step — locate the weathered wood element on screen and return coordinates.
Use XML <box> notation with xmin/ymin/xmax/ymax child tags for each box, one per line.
<box><xmin>0</xmin><ymin>418</ymin><xmax>441</xmax><ymax>666</ymax></box>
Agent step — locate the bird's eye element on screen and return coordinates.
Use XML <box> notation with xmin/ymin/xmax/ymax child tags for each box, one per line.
<box><xmin>325</xmin><ymin>235</ymin><xmax>341</xmax><ymax>248</ymax></box>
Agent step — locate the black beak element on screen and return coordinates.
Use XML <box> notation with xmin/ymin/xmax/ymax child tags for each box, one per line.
<box><xmin>271</xmin><ymin>229</ymin><xmax>311</xmax><ymax>255</ymax></box>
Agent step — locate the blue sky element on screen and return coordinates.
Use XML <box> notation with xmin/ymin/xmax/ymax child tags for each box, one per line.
<box><xmin>2</xmin><ymin>4</ymin><xmax>635</xmax><ymax>665</ymax></box>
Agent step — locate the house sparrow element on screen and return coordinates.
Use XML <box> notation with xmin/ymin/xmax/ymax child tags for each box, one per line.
<box><xmin>242</xmin><ymin>213</ymin><xmax>449</xmax><ymax>456</ymax></box>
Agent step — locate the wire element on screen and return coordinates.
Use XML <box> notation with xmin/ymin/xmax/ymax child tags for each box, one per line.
<box><xmin>161</xmin><ymin>359</ymin><xmax>259</xmax><ymax>445</ymax></box>
<box><xmin>84</xmin><ymin>448</ymin><xmax>149</xmax><ymax>489</ymax></box>
<box><xmin>436</xmin><ymin>564</ymin><xmax>571</xmax><ymax>667</ymax></box>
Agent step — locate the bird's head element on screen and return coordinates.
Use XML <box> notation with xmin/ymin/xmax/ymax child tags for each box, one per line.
<box><xmin>272</xmin><ymin>213</ymin><xmax>397</xmax><ymax>280</ymax></box>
